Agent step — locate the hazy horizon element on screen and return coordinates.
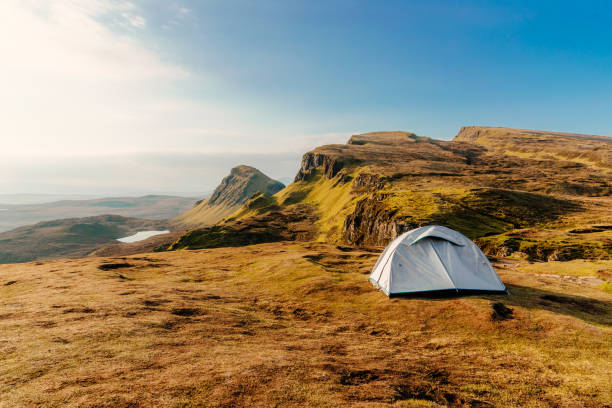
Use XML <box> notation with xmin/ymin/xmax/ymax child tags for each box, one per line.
<box><xmin>0</xmin><ymin>151</ymin><xmax>302</xmax><ymax>197</ymax></box>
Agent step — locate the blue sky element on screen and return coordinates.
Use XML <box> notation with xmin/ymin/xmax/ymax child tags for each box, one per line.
<box><xmin>144</xmin><ymin>0</ymin><xmax>612</xmax><ymax>137</ymax></box>
<box><xmin>1</xmin><ymin>0</ymin><xmax>610</xmax><ymax>195</ymax></box>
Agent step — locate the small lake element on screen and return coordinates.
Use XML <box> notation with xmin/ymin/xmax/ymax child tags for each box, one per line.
<box><xmin>117</xmin><ymin>230</ymin><xmax>170</xmax><ymax>243</ymax></box>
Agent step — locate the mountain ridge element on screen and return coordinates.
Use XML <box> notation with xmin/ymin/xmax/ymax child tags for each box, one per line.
<box><xmin>169</xmin><ymin>126</ymin><xmax>611</xmax><ymax>262</ymax></box>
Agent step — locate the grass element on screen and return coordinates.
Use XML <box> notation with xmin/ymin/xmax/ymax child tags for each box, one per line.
<box><xmin>477</xmin><ymin>230</ymin><xmax>612</xmax><ymax>261</ymax></box>
<box><xmin>276</xmin><ymin>170</ymin><xmax>367</xmax><ymax>242</ymax></box>
<box><xmin>600</xmin><ymin>282</ymin><xmax>612</xmax><ymax>294</ymax></box>
<box><xmin>1</xmin><ymin>242</ymin><xmax>610</xmax><ymax>407</ymax></box>
<box><xmin>517</xmin><ymin>259</ymin><xmax>612</xmax><ymax>278</ymax></box>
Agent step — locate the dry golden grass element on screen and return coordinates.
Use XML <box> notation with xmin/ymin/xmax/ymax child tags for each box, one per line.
<box><xmin>1</xmin><ymin>243</ymin><xmax>610</xmax><ymax>407</ymax></box>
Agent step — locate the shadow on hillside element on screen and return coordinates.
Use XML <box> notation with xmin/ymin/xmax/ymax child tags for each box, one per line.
<box><xmin>498</xmin><ymin>284</ymin><xmax>611</xmax><ymax>326</ymax></box>
<box><xmin>391</xmin><ymin>285</ymin><xmax>611</xmax><ymax>326</ymax></box>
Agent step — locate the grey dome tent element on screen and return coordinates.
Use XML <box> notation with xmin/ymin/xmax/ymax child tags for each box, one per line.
<box><xmin>370</xmin><ymin>225</ymin><xmax>506</xmax><ymax>296</ymax></box>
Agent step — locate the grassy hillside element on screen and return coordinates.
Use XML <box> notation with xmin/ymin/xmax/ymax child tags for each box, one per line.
<box><xmin>171</xmin><ymin>128</ymin><xmax>611</xmax><ymax>261</ymax></box>
<box><xmin>1</xmin><ymin>242</ymin><xmax>610</xmax><ymax>407</ymax></box>
<box><xmin>0</xmin><ymin>215</ymin><xmax>166</xmax><ymax>264</ymax></box>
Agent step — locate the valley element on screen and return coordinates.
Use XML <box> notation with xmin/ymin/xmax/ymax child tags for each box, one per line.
<box><xmin>0</xmin><ymin>215</ymin><xmax>168</xmax><ymax>264</ymax></box>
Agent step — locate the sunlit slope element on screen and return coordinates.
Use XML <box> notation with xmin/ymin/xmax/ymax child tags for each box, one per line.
<box><xmin>171</xmin><ymin>165</ymin><xmax>285</xmax><ymax>229</ymax></box>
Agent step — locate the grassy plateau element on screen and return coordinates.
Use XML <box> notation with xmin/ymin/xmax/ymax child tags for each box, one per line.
<box><xmin>1</xmin><ymin>242</ymin><xmax>610</xmax><ymax>407</ymax></box>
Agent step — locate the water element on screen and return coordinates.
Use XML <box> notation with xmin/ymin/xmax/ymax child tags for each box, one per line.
<box><xmin>117</xmin><ymin>230</ymin><xmax>170</xmax><ymax>243</ymax></box>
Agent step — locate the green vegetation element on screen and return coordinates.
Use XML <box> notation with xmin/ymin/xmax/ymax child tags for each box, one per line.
<box><xmin>276</xmin><ymin>170</ymin><xmax>365</xmax><ymax>242</ymax></box>
<box><xmin>377</xmin><ymin>187</ymin><xmax>574</xmax><ymax>239</ymax></box>
<box><xmin>477</xmin><ymin>231</ymin><xmax>612</xmax><ymax>261</ymax></box>
<box><xmin>227</xmin><ymin>192</ymin><xmax>280</xmax><ymax>221</ymax></box>
<box><xmin>517</xmin><ymin>259</ymin><xmax>612</xmax><ymax>277</ymax></box>
<box><xmin>168</xmin><ymin>225</ymin><xmax>283</xmax><ymax>251</ymax></box>
<box><xmin>600</xmin><ymin>282</ymin><xmax>612</xmax><ymax>294</ymax></box>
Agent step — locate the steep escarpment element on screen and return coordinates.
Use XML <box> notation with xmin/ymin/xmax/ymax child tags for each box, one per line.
<box><xmin>172</xmin><ymin>165</ymin><xmax>285</xmax><ymax>228</ymax></box>
<box><xmin>294</xmin><ymin>152</ymin><xmax>345</xmax><ymax>182</ymax></box>
<box><xmin>342</xmin><ymin>193</ymin><xmax>413</xmax><ymax>246</ymax></box>
<box><xmin>338</xmin><ymin>128</ymin><xmax>610</xmax><ymax>256</ymax></box>
<box><xmin>169</xmin><ymin>128</ymin><xmax>611</xmax><ymax>261</ymax></box>
<box><xmin>342</xmin><ymin>188</ymin><xmax>582</xmax><ymax>247</ymax></box>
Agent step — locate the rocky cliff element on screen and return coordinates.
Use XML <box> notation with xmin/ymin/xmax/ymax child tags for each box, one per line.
<box><xmin>294</xmin><ymin>152</ymin><xmax>345</xmax><ymax>182</ymax></box>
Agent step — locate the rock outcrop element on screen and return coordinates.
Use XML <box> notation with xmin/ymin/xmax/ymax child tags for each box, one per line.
<box><xmin>294</xmin><ymin>152</ymin><xmax>345</xmax><ymax>182</ymax></box>
<box><xmin>342</xmin><ymin>194</ymin><xmax>415</xmax><ymax>246</ymax></box>
<box><xmin>352</xmin><ymin>173</ymin><xmax>385</xmax><ymax>191</ymax></box>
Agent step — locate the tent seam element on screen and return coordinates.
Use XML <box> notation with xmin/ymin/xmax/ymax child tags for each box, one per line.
<box><xmin>375</xmin><ymin>248</ymin><xmax>395</xmax><ymax>287</ymax></box>
<box><xmin>430</xmin><ymin>241</ymin><xmax>459</xmax><ymax>291</ymax></box>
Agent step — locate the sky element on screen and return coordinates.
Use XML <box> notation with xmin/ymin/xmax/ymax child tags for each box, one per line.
<box><xmin>1</xmin><ymin>0</ymin><xmax>611</xmax><ymax>196</ymax></box>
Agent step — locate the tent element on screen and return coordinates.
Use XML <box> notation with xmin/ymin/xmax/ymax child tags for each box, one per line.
<box><xmin>370</xmin><ymin>225</ymin><xmax>506</xmax><ymax>296</ymax></box>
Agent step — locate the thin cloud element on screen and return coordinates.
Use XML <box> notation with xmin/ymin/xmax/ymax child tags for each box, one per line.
<box><xmin>120</xmin><ymin>12</ymin><xmax>146</xmax><ymax>28</ymax></box>
<box><xmin>177</xmin><ymin>7</ymin><xmax>191</xmax><ymax>16</ymax></box>
<box><xmin>0</xmin><ymin>0</ymin><xmax>198</xmax><ymax>159</ymax></box>
<box><xmin>0</xmin><ymin>0</ymin><xmax>183</xmax><ymax>80</ymax></box>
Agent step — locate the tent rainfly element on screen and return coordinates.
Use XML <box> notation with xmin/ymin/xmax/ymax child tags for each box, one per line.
<box><xmin>370</xmin><ymin>225</ymin><xmax>506</xmax><ymax>296</ymax></box>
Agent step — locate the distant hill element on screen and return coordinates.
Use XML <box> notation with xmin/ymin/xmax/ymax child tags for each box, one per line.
<box><xmin>168</xmin><ymin>127</ymin><xmax>611</xmax><ymax>261</ymax></box>
<box><xmin>0</xmin><ymin>195</ymin><xmax>197</xmax><ymax>233</ymax></box>
<box><xmin>172</xmin><ymin>165</ymin><xmax>285</xmax><ymax>228</ymax></box>
<box><xmin>0</xmin><ymin>215</ymin><xmax>166</xmax><ymax>264</ymax></box>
